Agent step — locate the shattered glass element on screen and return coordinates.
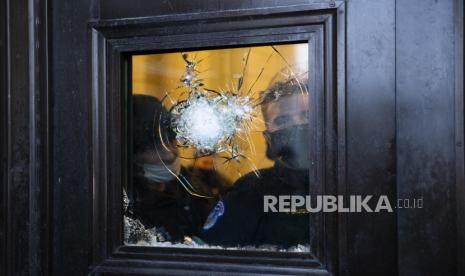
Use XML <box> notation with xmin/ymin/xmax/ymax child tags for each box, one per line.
<box><xmin>125</xmin><ymin>43</ymin><xmax>311</xmax><ymax>252</ymax></box>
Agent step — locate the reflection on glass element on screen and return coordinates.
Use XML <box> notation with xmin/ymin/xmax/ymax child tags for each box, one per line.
<box><xmin>124</xmin><ymin>43</ymin><xmax>310</xmax><ymax>252</ymax></box>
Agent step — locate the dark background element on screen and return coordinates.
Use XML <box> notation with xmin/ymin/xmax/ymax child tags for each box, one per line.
<box><xmin>1</xmin><ymin>0</ymin><xmax>464</xmax><ymax>275</ymax></box>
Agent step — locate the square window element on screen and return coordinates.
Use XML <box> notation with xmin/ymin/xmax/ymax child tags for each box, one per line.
<box><xmin>125</xmin><ymin>43</ymin><xmax>311</xmax><ymax>252</ymax></box>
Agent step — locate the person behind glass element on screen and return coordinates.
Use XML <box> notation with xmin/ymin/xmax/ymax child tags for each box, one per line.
<box><xmin>200</xmin><ymin>78</ymin><xmax>311</xmax><ymax>248</ymax></box>
<box><xmin>128</xmin><ymin>94</ymin><xmax>224</xmax><ymax>242</ymax></box>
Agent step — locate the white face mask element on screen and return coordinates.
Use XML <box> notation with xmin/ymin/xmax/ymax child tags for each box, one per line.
<box><xmin>141</xmin><ymin>158</ymin><xmax>181</xmax><ymax>183</ymax></box>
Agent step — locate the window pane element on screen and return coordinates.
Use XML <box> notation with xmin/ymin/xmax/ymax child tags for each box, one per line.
<box><xmin>125</xmin><ymin>43</ymin><xmax>310</xmax><ymax>252</ymax></box>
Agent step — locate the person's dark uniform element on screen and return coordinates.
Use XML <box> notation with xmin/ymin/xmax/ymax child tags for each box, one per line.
<box><xmin>130</xmin><ymin>166</ymin><xmax>218</xmax><ymax>241</ymax></box>
<box><xmin>200</xmin><ymin>79</ymin><xmax>311</xmax><ymax>248</ymax></box>
<box><xmin>200</xmin><ymin>163</ymin><xmax>310</xmax><ymax>248</ymax></box>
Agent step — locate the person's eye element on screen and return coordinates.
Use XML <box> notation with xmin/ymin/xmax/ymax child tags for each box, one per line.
<box><xmin>273</xmin><ymin>115</ymin><xmax>291</xmax><ymax>127</ymax></box>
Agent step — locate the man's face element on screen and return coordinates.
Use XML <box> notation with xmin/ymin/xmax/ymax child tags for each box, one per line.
<box><xmin>134</xmin><ymin>141</ymin><xmax>179</xmax><ymax>192</ymax></box>
<box><xmin>263</xmin><ymin>93</ymin><xmax>309</xmax><ymax>131</ymax></box>
<box><xmin>262</xmin><ymin>92</ymin><xmax>310</xmax><ymax>170</ymax></box>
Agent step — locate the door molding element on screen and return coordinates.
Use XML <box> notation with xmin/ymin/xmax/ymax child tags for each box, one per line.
<box><xmin>89</xmin><ymin>2</ymin><xmax>346</xmax><ymax>275</ymax></box>
<box><xmin>0</xmin><ymin>0</ymin><xmax>51</xmax><ymax>275</ymax></box>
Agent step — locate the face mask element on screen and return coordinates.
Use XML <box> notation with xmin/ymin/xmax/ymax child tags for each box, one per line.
<box><xmin>266</xmin><ymin>123</ymin><xmax>310</xmax><ymax>170</ymax></box>
<box><xmin>141</xmin><ymin>158</ymin><xmax>181</xmax><ymax>183</ymax></box>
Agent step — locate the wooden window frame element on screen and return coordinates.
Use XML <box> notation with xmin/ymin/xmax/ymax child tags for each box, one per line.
<box><xmin>89</xmin><ymin>2</ymin><xmax>346</xmax><ymax>275</ymax></box>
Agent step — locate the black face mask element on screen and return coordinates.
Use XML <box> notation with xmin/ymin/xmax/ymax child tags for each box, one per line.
<box><xmin>265</xmin><ymin>123</ymin><xmax>310</xmax><ymax>170</ymax></box>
